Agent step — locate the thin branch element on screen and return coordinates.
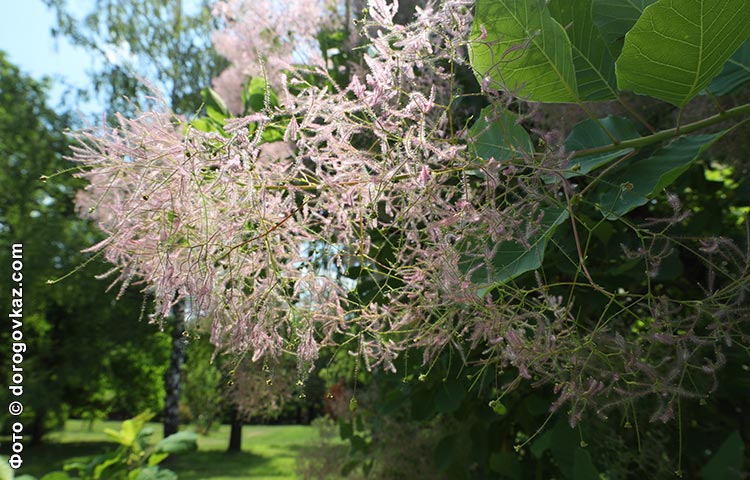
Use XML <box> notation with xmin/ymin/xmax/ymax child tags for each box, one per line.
<box><xmin>572</xmin><ymin>103</ymin><xmax>750</xmax><ymax>159</ymax></box>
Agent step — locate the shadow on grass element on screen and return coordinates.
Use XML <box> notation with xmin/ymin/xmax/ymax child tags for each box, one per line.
<box><xmin>166</xmin><ymin>450</ymin><xmax>276</xmax><ymax>479</ymax></box>
<box><xmin>266</xmin><ymin>443</ymin><xmax>307</xmax><ymax>453</ymax></box>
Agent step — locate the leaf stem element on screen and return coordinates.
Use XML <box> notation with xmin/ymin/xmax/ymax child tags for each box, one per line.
<box><xmin>572</xmin><ymin>102</ymin><xmax>750</xmax><ymax>158</ymax></box>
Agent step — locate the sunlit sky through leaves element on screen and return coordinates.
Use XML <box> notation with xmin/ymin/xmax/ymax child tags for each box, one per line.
<box><xmin>0</xmin><ymin>0</ymin><xmax>205</xmax><ymax>114</ymax></box>
<box><xmin>0</xmin><ymin>0</ymin><xmax>96</xmax><ymax>111</ymax></box>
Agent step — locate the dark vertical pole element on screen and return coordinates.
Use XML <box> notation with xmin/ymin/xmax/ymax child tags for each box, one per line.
<box><xmin>163</xmin><ymin>0</ymin><xmax>186</xmax><ymax>441</ymax></box>
<box><xmin>163</xmin><ymin>299</ymin><xmax>186</xmax><ymax>437</ymax></box>
<box><xmin>228</xmin><ymin>404</ymin><xmax>243</xmax><ymax>453</ymax></box>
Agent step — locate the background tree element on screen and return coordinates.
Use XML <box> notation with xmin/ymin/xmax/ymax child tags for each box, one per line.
<box><xmin>224</xmin><ymin>355</ymin><xmax>298</xmax><ymax>453</ymax></box>
<box><xmin>0</xmin><ymin>51</ymin><xmax>170</xmax><ymax>445</ymax></box>
<box><xmin>42</xmin><ymin>0</ymin><xmax>230</xmax><ymax>437</ymax></box>
<box><xmin>181</xmin><ymin>325</ymin><xmax>314</xmax><ymax>453</ymax></box>
<box><xmin>180</xmin><ymin>335</ymin><xmax>224</xmax><ymax>435</ymax></box>
<box><xmin>43</xmin><ymin>0</ymin><xmax>228</xmax><ymax>117</ymax></box>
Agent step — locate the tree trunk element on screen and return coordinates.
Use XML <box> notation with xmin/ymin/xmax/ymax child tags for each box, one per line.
<box><xmin>163</xmin><ymin>299</ymin><xmax>186</xmax><ymax>437</ymax></box>
<box><xmin>29</xmin><ymin>409</ymin><xmax>46</xmax><ymax>446</ymax></box>
<box><xmin>163</xmin><ymin>2</ymin><xmax>186</xmax><ymax>440</ymax></box>
<box><xmin>228</xmin><ymin>405</ymin><xmax>243</xmax><ymax>453</ymax></box>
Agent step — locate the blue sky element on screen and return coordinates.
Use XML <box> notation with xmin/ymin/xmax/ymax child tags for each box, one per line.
<box><xmin>0</xmin><ymin>0</ymin><xmax>97</xmax><ymax>110</ymax></box>
<box><xmin>0</xmin><ymin>0</ymin><xmax>211</xmax><ymax>114</ymax></box>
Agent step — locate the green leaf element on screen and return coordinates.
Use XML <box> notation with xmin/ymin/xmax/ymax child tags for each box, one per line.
<box><xmin>530</xmin><ymin>430</ymin><xmax>553</xmax><ymax>459</ymax></box>
<box><xmin>201</xmin><ymin>87</ymin><xmax>230</xmax><ymax>119</ymax></box>
<box><xmin>0</xmin><ymin>456</ymin><xmax>14</xmax><ymax>480</ymax></box>
<box><xmin>61</xmin><ymin>460</ymin><xmax>87</xmax><ymax>473</ymax></box>
<box><xmin>573</xmin><ymin>448</ymin><xmax>598</xmax><ymax>480</ymax></box>
<box><xmin>242</xmin><ymin>77</ymin><xmax>279</xmax><ymax>114</ymax></box>
<box><xmin>469</xmin><ymin>105</ymin><xmax>533</xmax><ymax>161</ymax></box>
<box><xmin>563</xmin><ymin>116</ymin><xmax>641</xmax><ymax>178</ymax></box>
<box><xmin>549</xmin><ymin>418</ymin><xmax>578</xmax><ymax>477</ymax></box>
<box><xmin>434</xmin><ymin>380</ymin><xmax>465</xmax><ymax>413</ymax></box>
<box><xmin>136</xmin><ymin>426</ymin><xmax>155</xmax><ymax>451</ymax></box>
<box><xmin>548</xmin><ymin>0</ymin><xmax>618</xmax><ymax>100</ymax></box>
<box><xmin>134</xmin><ymin>467</ymin><xmax>178</xmax><ymax>480</ymax></box>
<box><xmin>40</xmin><ymin>474</ymin><xmax>70</xmax><ymax>480</ymax></box>
<box><xmin>592</xmin><ymin>0</ymin><xmax>657</xmax><ymax>56</ymax></box>
<box><xmin>525</xmin><ymin>394</ymin><xmax>551</xmax><ymax>416</ymax></box>
<box><xmin>470</xmin><ymin>0</ymin><xmax>578</xmax><ymax>102</ymax></box>
<box><xmin>155</xmin><ymin>431</ymin><xmax>197</xmax><ymax>454</ymax></box>
<box><xmin>462</xmin><ymin>206</ymin><xmax>569</xmax><ymax>294</ymax></box>
<box><xmin>434</xmin><ymin>434</ymin><xmax>459</xmax><ymax>471</ymax></box>
<box><xmin>93</xmin><ymin>455</ymin><xmax>122</xmax><ymax>479</ymax></box>
<box><xmin>189</xmin><ymin>117</ymin><xmax>226</xmax><ymax>135</ymax></box>
<box><xmin>205</xmin><ymin>107</ymin><xmax>227</xmax><ymax>124</ymax></box>
<box><xmin>104</xmin><ymin>420</ymin><xmax>137</xmax><ymax>447</ymax></box>
<box><xmin>616</xmin><ymin>0</ymin><xmax>750</xmax><ymax>107</ymax></box>
<box><xmin>708</xmin><ymin>39</ymin><xmax>750</xmax><ymax>95</ymax></box>
<box><xmin>260</xmin><ymin>125</ymin><xmax>286</xmax><ymax>144</ymax></box>
<box><xmin>595</xmin><ymin>133</ymin><xmax>724</xmax><ymax>219</ymax></box>
<box><xmin>147</xmin><ymin>452</ymin><xmax>169</xmax><ymax>467</ymax></box>
<box><xmin>410</xmin><ymin>388</ymin><xmax>437</xmax><ymax>421</ymax></box>
<box><xmin>701</xmin><ymin>431</ymin><xmax>744</xmax><ymax>480</ymax></box>
<box><xmin>489</xmin><ymin>452</ymin><xmax>521</xmax><ymax>478</ymax></box>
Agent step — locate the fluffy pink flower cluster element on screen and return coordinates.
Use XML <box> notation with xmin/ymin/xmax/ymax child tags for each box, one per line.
<box><xmin>210</xmin><ymin>0</ymin><xmax>333</xmax><ymax>113</ymax></box>
<box><xmin>73</xmin><ymin>0</ymin><xmax>569</xmax><ymax>380</ymax></box>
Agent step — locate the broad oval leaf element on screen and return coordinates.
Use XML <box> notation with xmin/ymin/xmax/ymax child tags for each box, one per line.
<box><xmin>242</xmin><ymin>77</ymin><xmax>279</xmax><ymax>114</ymax></box>
<box><xmin>147</xmin><ymin>452</ymin><xmax>170</xmax><ymax>467</ymax></box>
<box><xmin>155</xmin><ymin>431</ymin><xmax>198</xmax><ymax>454</ymax></box>
<box><xmin>0</xmin><ymin>456</ymin><xmax>13</xmax><ymax>480</ymax></box>
<box><xmin>616</xmin><ymin>0</ymin><xmax>750</xmax><ymax>107</ymax></box>
<box><xmin>530</xmin><ymin>429</ymin><xmax>554</xmax><ymax>459</ymax></box>
<box><xmin>134</xmin><ymin>467</ymin><xmax>178</xmax><ymax>480</ymax></box>
<box><xmin>573</xmin><ymin>448</ymin><xmax>599</xmax><ymax>480</ymax></box>
<box><xmin>469</xmin><ymin>105</ymin><xmax>533</xmax><ymax>161</ymax></box>
<box><xmin>434</xmin><ymin>380</ymin><xmax>466</xmax><ymax>413</ymax></box>
<box><xmin>434</xmin><ymin>434</ymin><xmax>460</xmax><ymax>472</ymax></box>
<box><xmin>708</xmin><ymin>39</ymin><xmax>750</xmax><ymax>95</ymax></box>
<box><xmin>201</xmin><ymin>87</ymin><xmax>230</xmax><ymax>119</ymax></box>
<box><xmin>592</xmin><ymin>0</ymin><xmax>657</xmax><ymax>56</ymax></box>
<box><xmin>563</xmin><ymin>115</ymin><xmax>641</xmax><ymax>178</ymax></box>
<box><xmin>700</xmin><ymin>431</ymin><xmax>744</xmax><ymax>480</ymax></box>
<box><xmin>40</xmin><ymin>474</ymin><xmax>71</xmax><ymax>480</ymax></box>
<box><xmin>489</xmin><ymin>452</ymin><xmax>521</xmax><ymax>477</ymax></box>
<box><xmin>595</xmin><ymin>133</ymin><xmax>725</xmax><ymax>219</ymax></box>
<box><xmin>548</xmin><ymin>0</ymin><xmax>618</xmax><ymax>100</ymax></box>
<box><xmin>461</xmin><ymin>206</ymin><xmax>569</xmax><ymax>294</ymax></box>
<box><xmin>104</xmin><ymin>417</ymin><xmax>141</xmax><ymax>447</ymax></box>
<box><xmin>470</xmin><ymin>0</ymin><xmax>578</xmax><ymax>103</ymax></box>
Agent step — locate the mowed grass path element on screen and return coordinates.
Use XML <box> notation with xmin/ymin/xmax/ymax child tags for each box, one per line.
<box><xmin>11</xmin><ymin>419</ymin><xmax>320</xmax><ymax>479</ymax></box>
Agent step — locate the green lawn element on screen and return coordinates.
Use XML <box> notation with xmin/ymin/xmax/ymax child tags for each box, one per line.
<box><xmin>10</xmin><ymin>419</ymin><xmax>324</xmax><ymax>479</ymax></box>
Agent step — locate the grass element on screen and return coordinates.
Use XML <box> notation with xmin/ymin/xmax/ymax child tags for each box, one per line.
<box><xmin>8</xmin><ymin>419</ymin><xmax>324</xmax><ymax>479</ymax></box>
